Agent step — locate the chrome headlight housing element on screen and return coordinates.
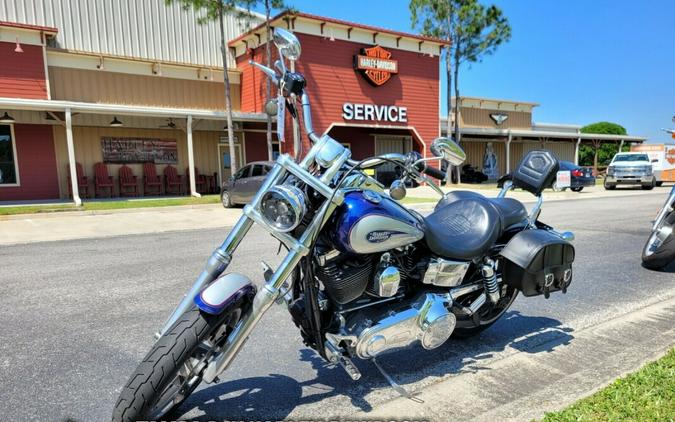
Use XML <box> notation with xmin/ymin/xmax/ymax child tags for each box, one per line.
<box><xmin>260</xmin><ymin>185</ymin><xmax>306</xmax><ymax>232</ymax></box>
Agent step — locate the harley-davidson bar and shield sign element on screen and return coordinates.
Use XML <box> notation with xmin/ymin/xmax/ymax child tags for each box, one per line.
<box><xmin>355</xmin><ymin>45</ymin><xmax>399</xmax><ymax>86</ymax></box>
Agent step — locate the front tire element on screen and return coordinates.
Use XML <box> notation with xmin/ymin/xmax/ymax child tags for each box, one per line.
<box><xmin>642</xmin><ymin>213</ymin><xmax>675</xmax><ymax>271</ymax></box>
<box><xmin>571</xmin><ymin>187</ymin><xmax>583</xmax><ymax>192</ymax></box>
<box><xmin>221</xmin><ymin>190</ymin><xmax>233</xmax><ymax>208</ymax></box>
<box><xmin>113</xmin><ymin>306</ymin><xmax>244</xmax><ymax>421</ymax></box>
<box><xmin>604</xmin><ymin>180</ymin><xmax>616</xmax><ymax>190</ymax></box>
<box><xmin>642</xmin><ymin>178</ymin><xmax>656</xmax><ymax>190</ymax></box>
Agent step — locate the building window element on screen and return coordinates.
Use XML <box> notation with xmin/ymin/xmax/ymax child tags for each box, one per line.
<box><xmin>0</xmin><ymin>125</ymin><xmax>18</xmax><ymax>186</ymax></box>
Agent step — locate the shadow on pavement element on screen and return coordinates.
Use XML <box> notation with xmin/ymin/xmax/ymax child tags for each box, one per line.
<box><xmin>177</xmin><ymin>310</ymin><xmax>573</xmax><ymax>420</ymax></box>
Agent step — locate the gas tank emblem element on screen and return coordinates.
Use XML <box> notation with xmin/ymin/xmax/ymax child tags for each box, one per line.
<box><xmin>367</xmin><ymin>230</ymin><xmax>405</xmax><ymax>243</ymax></box>
<box><xmin>362</xmin><ymin>190</ymin><xmax>382</xmax><ymax>204</ymax></box>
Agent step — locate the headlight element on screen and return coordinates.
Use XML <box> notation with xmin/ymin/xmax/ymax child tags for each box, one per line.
<box><xmin>645</xmin><ymin>166</ymin><xmax>653</xmax><ymax>175</ymax></box>
<box><xmin>607</xmin><ymin>166</ymin><xmax>615</xmax><ymax>176</ymax></box>
<box><xmin>260</xmin><ymin>185</ymin><xmax>306</xmax><ymax>232</ymax></box>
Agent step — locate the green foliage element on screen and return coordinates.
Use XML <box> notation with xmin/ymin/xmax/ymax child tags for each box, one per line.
<box><xmin>165</xmin><ymin>0</ymin><xmax>285</xmax><ymax>28</ymax></box>
<box><xmin>581</xmin><ymin>121</ymin><xmax>627</xmax><ymax>136</ymax></box>
<box><xmin>542</xmin><ymin>348</ymin><xmax>675</xmax><ymax>422</ymax></box>
<box><xmin>578</xmin><ymin>143</ymin><xmax>627</xmax><ymax>167</ymax></box>
<box><xmin>410</xmin><ymin>0</ymin><xmax>511</xmax><ymax>66</ymax></box>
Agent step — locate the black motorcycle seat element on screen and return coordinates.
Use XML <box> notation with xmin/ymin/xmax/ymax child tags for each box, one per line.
<box><xmin>424</xmin><ymin>195</ymin><xmax>501</xmax><ymax>260</ymax></box>
<box><xmin>435</xmin><ymin>191</ymin><xmax>528</xmax><ymax>229</ymax></box>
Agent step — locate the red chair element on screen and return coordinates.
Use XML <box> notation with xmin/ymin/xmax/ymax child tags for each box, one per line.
<box><xmin>164</xmin><ymin>165</ymin><xmax>184</xmax><ymax>195</ymax></box>
<box><xmin>143</xmin><ymin>163</ymin><xmax>163</xmax><ymax>196</ymax></box>
<box><xmin>185</xmin><ymin>167</ymin><xmax>207</xmax><ymax>194</ymax></box>
<box><xmin>93</xmin><ymin>162</ymin><xmax>115</xmax><ymax>197</ymax></box>
<box><xmin>67</xmin><ymin>162</ymin><xmax>89</xmax><ymax>198</ymax></box>
<box><xmin>118</xmin><ymin>165</ymin><xmax>139</xmax><ymax>197</ymax></box>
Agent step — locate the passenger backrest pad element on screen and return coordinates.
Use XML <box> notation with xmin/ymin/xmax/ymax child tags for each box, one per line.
<box><xmin>512</xmin><ymin>150</ymin><xmax>559</xmax><ymax>196</ymax></box>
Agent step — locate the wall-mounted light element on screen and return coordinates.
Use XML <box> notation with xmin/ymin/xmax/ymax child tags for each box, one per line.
<box><xmin>0</xmin><ymin>112</ymin><xmax>16</xmax><ymax>123</ymax></box>
<box><xmin>14</xmin><ymin>37</ymin><xmax>23</xmax><ymax>53</ymax></box>
<box><xmin>109</xmin><ymin>116</ymin><xmax>123</xmax><ymax>127</ymax></box>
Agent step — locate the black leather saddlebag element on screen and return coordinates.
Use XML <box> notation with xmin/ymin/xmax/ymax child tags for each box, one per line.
<box><xmin>500</xmin><ymin>229</ymin><xmax>574</xmax><ymax>298</ymax></box>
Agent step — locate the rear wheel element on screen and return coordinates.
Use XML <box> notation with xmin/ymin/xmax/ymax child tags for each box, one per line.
<box><xmin>453</xmin><ymin>284</ymin><xmax>519</xmax><ymax>338</ymax></box>
<box><xmin>112</xmin><ymin>305</ymin><xmax>246</xmax><ymax>422</ymax></box>
<box><xmin>656</xmin><ymin>181</ymin><xmax>664</xmax><ymax>187</ymax></box>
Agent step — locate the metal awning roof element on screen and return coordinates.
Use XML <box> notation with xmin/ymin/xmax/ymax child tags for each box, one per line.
<box><xmin>0</xmin><ymin>97</ymin><xmax>268</xmax><ymax>122</ymax></box>
<box><xmin>460</xmin><ymin>127</ymin><xmax>647</xmax><ymax>142</ymax></box>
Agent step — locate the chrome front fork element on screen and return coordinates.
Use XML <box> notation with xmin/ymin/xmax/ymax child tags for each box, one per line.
<box><xmin>158</xmin><ymin>163</ymin><xmax>287</xmax><ymax>336</ymax></box>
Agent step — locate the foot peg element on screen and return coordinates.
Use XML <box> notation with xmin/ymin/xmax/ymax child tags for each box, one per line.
<box><xmin>325</xmin><ymin>339</ymin><xmax>361</xmax><ymax>380</ymax></box>
<box><xmin>373</xmin><ymin>358</ymin><xmax>423</xmax><ymax>403</ymax></box>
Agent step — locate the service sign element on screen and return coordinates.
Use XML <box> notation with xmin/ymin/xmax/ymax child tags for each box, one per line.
<box><xmin>342</xmin><ymin>103</ymin><xmax>408</xmax><ymax>123</ymax></box>
<box><xmin>355</xmin><ymin>45</ymin><xmax>399</xmax><ymax>86</ymax></box>
<box><xmin>556</xmin><ymin>170</ymin><xmax>571</xmax><ymax>189</ymax></box>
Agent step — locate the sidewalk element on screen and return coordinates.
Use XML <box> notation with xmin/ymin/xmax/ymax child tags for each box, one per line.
<box><xmin>355</xmin><ymin>296</ymin><xmax>675</xmax><ymax>422</ymax></box>
<box><xmin>0</xmin><ymin>184</ymin><xmax>666</xmax><ymax>245</ymax></box>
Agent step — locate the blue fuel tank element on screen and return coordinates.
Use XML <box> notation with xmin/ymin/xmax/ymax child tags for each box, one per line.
<box><xmin>329</xmin><ymin>190</ymin><xmax>424</xmax><ymax>254</ymax></box>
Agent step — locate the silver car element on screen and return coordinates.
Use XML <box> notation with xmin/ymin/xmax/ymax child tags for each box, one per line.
<box><xmin>220</xmin><ymin>161</ymin><xmax>274</xmax><ymax>207</ymax></box>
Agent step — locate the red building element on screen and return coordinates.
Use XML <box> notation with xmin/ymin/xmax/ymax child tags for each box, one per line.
<box><xmin>230</xmin><ymin>12</ymin><xmax>447</xmax><ymax>178</ymax></box>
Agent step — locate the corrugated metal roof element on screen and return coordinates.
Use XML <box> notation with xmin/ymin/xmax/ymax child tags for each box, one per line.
<box><xmin>0</xmin><ymin>0</ymin><xmax>263</xmax><ymax>67</ymax></box>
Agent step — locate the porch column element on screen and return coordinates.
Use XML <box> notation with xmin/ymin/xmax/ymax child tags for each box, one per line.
<box><xmin>65</xmin><ymin>108</ymin><xmax>81</xmax><ymax>206</ymax></box>
<box><xmin>619</xmin><ymin>139</ymin><xmax>625</xmax><ymax>151</ymax></box>
<box><xmin>186</xmin><ymin>114</ymin><xmax>200</xmax><ymax>197</ymax></box>
<box><xmin>575</xmin><ymin>137</ymin><xmax>581</xmax><ymax>165</ymax></box>
<box><xmin>505</xmin><ymin>130</ymin><xmax>512</xmax><ymax>174</ymax></box>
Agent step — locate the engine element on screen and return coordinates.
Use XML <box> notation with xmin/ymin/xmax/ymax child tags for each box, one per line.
<box><xmin>314</xmin><ymin>247</ymin><xmax>422</xmax><ymax>304</ymax></box>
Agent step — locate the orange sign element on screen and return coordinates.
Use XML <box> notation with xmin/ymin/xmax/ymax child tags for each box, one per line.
<box><xmin>667</xmin><ymin>147</ymin><xmax>675</xmax><ymax>165</ymax></box>
<box><xmin>355</xmin><ymin>45</ymin><xmax>399</xmax><ymax>86</ymax></box>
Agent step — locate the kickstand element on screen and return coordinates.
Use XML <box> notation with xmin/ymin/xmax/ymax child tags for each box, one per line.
<box><xmin>372</xmin><ymin>358</ymin><xmax>424</xmax><ymax>403</ymax></box>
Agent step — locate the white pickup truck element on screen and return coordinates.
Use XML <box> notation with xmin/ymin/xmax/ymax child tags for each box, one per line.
<box><xmin>604</xmin><ymin>152</ymin><xmax>656</xmax><ymax>190</ymax></box>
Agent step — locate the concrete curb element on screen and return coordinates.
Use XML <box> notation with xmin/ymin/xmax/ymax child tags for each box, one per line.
<box><xmin>354</xmin><ymin>296</ymin><xmax>675</xmax><ymax>421</ymax></box>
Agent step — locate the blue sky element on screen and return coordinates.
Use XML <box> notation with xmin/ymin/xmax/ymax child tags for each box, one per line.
<box><xmin>254</xmin><ymin>0</ymin><xmax>675</xmax><ymax>142</ymax></box>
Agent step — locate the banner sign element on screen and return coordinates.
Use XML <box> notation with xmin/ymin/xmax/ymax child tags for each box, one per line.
<box><xmin>101</xmin><ymin>137</ymin><xmax>178</xmax><ymax>164</ymax></box>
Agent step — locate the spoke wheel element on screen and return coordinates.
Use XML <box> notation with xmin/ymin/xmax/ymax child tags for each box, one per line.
<box><xmin>453</xmin><ymin>283</ymin><xmax>519</xmax><ymax>338</ymax></box>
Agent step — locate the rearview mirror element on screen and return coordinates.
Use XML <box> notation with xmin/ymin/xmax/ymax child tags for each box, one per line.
<box><xmin>273</xmin><ymin>28</ymin><xmax>301</xmax><ymax>61</ymax></box>
<box><xmin>430</xmin><ymin>137</ymin><xmax>466</xmax><ymax>166</ymax></box>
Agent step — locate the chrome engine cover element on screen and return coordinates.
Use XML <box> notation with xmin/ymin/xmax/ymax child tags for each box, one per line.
<box><xmin>423</xmin><ymin>258</ymin><xmax>470</xmax><ymax>287</ymax></box>
<box><xmin>336</xmin><ymin>293</ymin><xmax>456</xmax><ymax>359</ymax></box>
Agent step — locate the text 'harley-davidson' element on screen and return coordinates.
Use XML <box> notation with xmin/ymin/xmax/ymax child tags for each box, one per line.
<box><xmin>113</xmin><ymin>28</ymin><xmax>576</xmax><ymax>421</ymax></box>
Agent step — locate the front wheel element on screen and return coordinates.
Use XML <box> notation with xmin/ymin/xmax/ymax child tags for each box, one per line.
<box><xmin>571</xmin><ymin>187</ymin><xmax>583</xmax><ymax>192</ymax></box>
<box><xmin>642</xmin><ymin>178</ymin><xmax>656</xmax><ymax>190</ymax></box>
<box><xmin>112</xmin><ymin>305</ymin><xmax>245</xmax><ymax>422</ymax></box>
<box><xmin>642</xmin><ymin>213</ymin><xmax>675</xmax><ymax>271</ymax></box>
<box><xmin>604</xmin><ymin>180</ymin><xmax>616</xmax><ymax>190</ymax></box>
<box><xmin>221</xmin><ymin>190</ymin><xmax>233</xmax><ymax>208</ymax></box>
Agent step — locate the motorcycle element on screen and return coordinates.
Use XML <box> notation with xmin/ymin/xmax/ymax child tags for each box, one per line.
<box><xmin>642</xmin><ymin>184</ymin><xmax>675</xmax><ymax>270</ymax></box>
<box><xmin>113</xmin><ymin>28</ymin><xmax>576</xmax><ymax>421</ymax></box>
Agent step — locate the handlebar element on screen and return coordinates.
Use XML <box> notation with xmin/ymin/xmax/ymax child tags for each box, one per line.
<box><xmin>420</xmin><ymin>165</ymin><xmax>446</xmax><ymax>180</ymax></box>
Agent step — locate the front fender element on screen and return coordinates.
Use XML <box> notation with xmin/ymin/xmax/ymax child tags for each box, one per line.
<box><xmin>194</xmin><ymin>273</ymin><xmax>256</xmax><ymax>315</ymax></box>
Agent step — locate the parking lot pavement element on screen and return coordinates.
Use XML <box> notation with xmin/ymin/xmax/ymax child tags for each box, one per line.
<box><xmin>0</xmin><ymin>183</ymin><xmax>671</xmax><ymax>245</ymax></box>
<box><xmin>0</xmin><ymin>193</ymin><xmax>673</xmax><ymax>421</ymax></box>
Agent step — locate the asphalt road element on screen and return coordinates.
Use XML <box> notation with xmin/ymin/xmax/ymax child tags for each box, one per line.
<box><xmin>1</xmin><ymin>191</ymin><xmax>674</xmax><ymax>421</ymax></box>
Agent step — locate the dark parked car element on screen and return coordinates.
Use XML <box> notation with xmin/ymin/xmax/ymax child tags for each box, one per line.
<box><xmin>221</xmin><ymin>161</ymin><xmax>273</xmax><ymax>207</ymax></box>
<box><xmin>497</xmin><ymin>160</ymin><xmax>595</xmax><ymax>192</ymax></box>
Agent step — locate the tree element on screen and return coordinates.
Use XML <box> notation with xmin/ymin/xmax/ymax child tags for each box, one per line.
<box><xmin>580</xmin><ymin>121</ymin><xmax>628</xmax><ymax>169</ymax></box>
<box><xmin>167</xmin><ymin>0</ymin><xmax>257</xmax><ymax>174</ymax></box>
<box><xmin>410</xmin><ymin>0</ymin><xmax>510</xmax><ymax>182</ymax></box>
